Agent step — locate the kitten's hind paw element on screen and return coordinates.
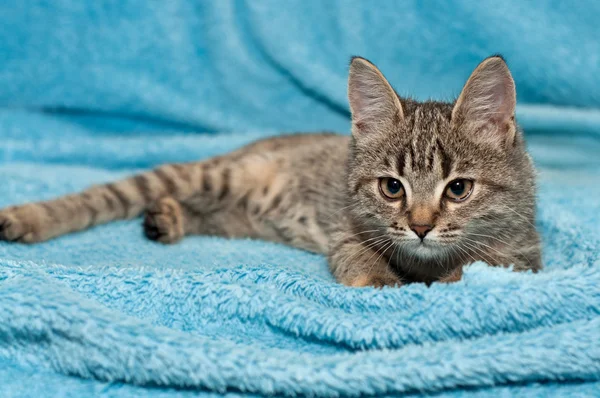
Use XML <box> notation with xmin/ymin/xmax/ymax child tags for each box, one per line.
<box><xmin>0</xmin><ymin>206</ymin><xmax>44</xmax><ymax>243</ymax></box>
<box><xmin>143</xmin><ymin>197</ymin><xmax>184</xmax><ymax>244</ymax></box>
<box><xmin>0</xmin><ymin>211</ymin><xmax>20</xmax><ymax>242</ymax></box>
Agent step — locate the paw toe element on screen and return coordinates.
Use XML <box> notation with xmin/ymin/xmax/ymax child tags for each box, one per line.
<box><xmin>0</xmin><ymin>213</ymin><xmax>25</xmax><ymax>242</ymax></box>
<box><xmin>142</xmin><ymin>199</ymin><xmax>183</xmax><ymax>244</ymax></box>
<box><xmin>143</xmin><ymin>214</ymin><xmax>161</xmax><ymax>241</ymax></box>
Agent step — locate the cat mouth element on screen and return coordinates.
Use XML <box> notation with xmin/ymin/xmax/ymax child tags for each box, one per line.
<box><xmin>389</xmin><ymin>233</ymin><xmax>449</xmax><ymax>256</ymax></box>
<box><xmin>396</xmin><ymin>239</ymin><xmax>442</xmax><ymax>258</ymax></box>
<box><xmin>404</xmin><ymin>237</ymin><xmax>438</xmax><ymax>246</ymax></box>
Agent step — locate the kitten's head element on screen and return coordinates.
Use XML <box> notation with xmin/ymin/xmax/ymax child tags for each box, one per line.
<box><xmin>346</xmin><ymin>55</ymin><xmax>540</xmax><ymax>278</ymax></box>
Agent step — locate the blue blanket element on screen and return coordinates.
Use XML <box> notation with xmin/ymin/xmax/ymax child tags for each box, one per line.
<box><xmin>1</xmin><ymin>1</ymin><xmax>599</xmax><ymax>396</ymax></box>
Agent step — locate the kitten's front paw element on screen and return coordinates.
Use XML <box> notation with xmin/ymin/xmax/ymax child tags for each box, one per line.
<box><xmin>143</xmin><ymin>197</ymin><xmax>184</xmax><ymax>244</ymax></box>
<box><xmin>0</xmin><ymin>205</ymin><xmax>46</xmax><ymax>243</ymax></box>
<box><xmin>438</xmin><ymin>266</ymin><xmax>463</xmax><ymax>283</ymax></box>
<box><xmin>349</xmin><ymin>273</ymin><xmax>402</xmax><ymax>289</ymax></box>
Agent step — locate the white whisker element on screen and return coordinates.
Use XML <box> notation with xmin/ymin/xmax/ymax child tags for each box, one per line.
<box><xmin>499</xmin><ymin>204</ymin><xmax>537</xmax><ymax>229</ymax></box>
<box><xmin>461</xmin><ymin>240</ymin><xmax>501</xmax><ymax>266</ymax></box>
<box><xmin>324</xmin><ymin>202</ymin><xmax>361</xmax><ymax>222</ymax></box>
<box><xmin>337</xmin><ymin>236</ymin><xmax>389</xmax><ymax>271</ymax></box>
<box><xmin>366</xmin><ymin>240</ymin><xmax>396</xmax><ymax>280</ymax></box>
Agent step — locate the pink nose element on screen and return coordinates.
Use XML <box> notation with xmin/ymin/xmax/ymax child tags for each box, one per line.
<box><xmin>410</xmin><ymin>224</ymin><xmax>433</xmax><ymax>239</ymax></box>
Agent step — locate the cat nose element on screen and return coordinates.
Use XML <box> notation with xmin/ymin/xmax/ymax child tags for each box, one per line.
<box><xmin>410</xmin><ymin>224</ymin><xmax>433</xmax><ymax>239</ymax></box>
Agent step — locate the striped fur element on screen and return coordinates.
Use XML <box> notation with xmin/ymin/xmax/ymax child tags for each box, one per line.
<box><xmin>0</xmin><ymin>56</ymin><xmax>542</xmax><ymax>287</ymax></box>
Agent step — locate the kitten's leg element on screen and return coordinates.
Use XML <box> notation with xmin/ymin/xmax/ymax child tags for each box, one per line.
<box><xmin>438</xmin><ymin>266</ymin><xmax>463</xmax><ymax>283</ymax></box>
<box><xmin>513</xmin><ymin>242</ymin><xmax>543</xmax><ymax>272</ymax></box>
<box><xmin>0</xmin><ymin>162</ymin><xmax>208</xmax><ymax>243</ymax></box>
<box><xmin>0</xmin><ymin>150</ymin><xmax>306</xmax><ymax>246</ymax></box>
<box><xmin>0</xmin><ymin>145</ymin><xmax>330</xmax><ymax>251</ymax></box>
<box><xmin>328</xmin><ymin>234</ymin><xmax>402</xmax><ymax>288</ymax></box>
<box><xmin>141</xmin><ymin>196</ymin><xmax>232</xmax><ymax>244</ymax></box>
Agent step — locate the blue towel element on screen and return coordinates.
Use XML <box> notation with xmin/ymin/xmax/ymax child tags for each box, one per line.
<box><xmin>1</xmin><ymin>1</ymin><xmax>599</xmax><ymax>396</ymax></box>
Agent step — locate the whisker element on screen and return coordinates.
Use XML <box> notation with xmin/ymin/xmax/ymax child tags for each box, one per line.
<box><xmin>394</xmin><ymin>242</ymin><xmax>401</xmax><ymax>271</ymax></box>
<box><xmin>400</xmin><ymin>242</ymin><xmax>417</xmax><ymax>275</ymax></box>
<box><xmin>340</xmin><ymin>237</ymin><xmax>385</xmax><ymax>266</ymax></box>
<box><xmin>463</xmin><ymin>237</ymin><xmax>506</xmax><ymax>256</ymax></box>
<box><xmin>436</xmin><ymin>234</ymin><xmax>460</xmax><ymax>241</ymax></box>
<box><xmin>467</xmin><ymin>232</ymin><xmax>513</xmax><ymax>246</ymax></box>
<box><xmin>464</xmin><ymin>236</ymin><xmax>533</xmax><ymax>269</ymax></box>
<box><xmin>461</xmin><ymin>240</ymin><xmax>501</xmax><ymax>266</ymax></box>
<box><xmin>465</xmin><ymin>232</ymin><xmax>533</xmax><ymax>268</ymax></box>
<box><xmin>347</xmin><ymin>238</ymin><xmax>391</xmax><ymax>273</ymax></box>
<box><xmin>357</xmin><ymin>234</ymin><xmax>390</xmax><ymax>246</ymax></box>
<box><xmin>458</xmin><ymin>242</ymin><xmax>483</xmax><ymax>265</ymax></box>
<box><xmin>463</xmin><ymin>237</ymin><xmax>512</xmax><ymax>263</ymax></box>
<box><xmin>324</xmin><ymin>202</ymin><xmax>361</xmax><ymax>222</ymax></box>
<box><xmin>337</xmin><ymin>236</ymin><xmax>389</xmax><ymax>271</ymax></box>
<box><xmin>361</xmin><ymin>240</ymin><xmax>392</xmax><ymax>273</ymax></box>
<box><xmin>387</xmin><ymin>241</ymin><xmax>399</xmax><ymax>270</ymax></box>
<box><xmin>341</xmin><ymin>229</ymin><xmax>380</xmax><ymax>241</ymax></box>
<box><xmin>366</xmin><ymin>241</ymin><xmax>396</xmax><ymax>280</ymax></box>
<box><xmin>499</xmin><ymin>204</ymin><xmax>537</xmax><ymax>230</ymax></box>
<box><xmin>453</xmin><ymin>243</ymin><xmax>478</xmax><ymax>265</ymax></box>
<box><xmin>432</xmin><ymin>251</ymin><xmax>446</xmax><ymax>273</ymax></box>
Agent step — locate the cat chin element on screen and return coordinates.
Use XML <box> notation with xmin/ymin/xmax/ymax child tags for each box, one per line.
<box><xmin>406</xmin><ymin>241</ymin><xmax>444</xmax><ymax>259</ymax></box>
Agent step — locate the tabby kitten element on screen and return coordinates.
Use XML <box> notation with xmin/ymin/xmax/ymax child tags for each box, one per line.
<box><xmin>0</xmin><ymin>55</ymin><xmax>542</xmax><ymax>287</ymax></box>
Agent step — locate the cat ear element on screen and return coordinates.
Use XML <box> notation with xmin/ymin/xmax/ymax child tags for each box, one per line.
<box><xmin>452</xmin><ymin>56</ymin><xmax>517</xmax><ymax>147</ymax></box>
<box><xmin>348</xmin><ymin>57</ymin><xmax>404</xmax><ymax>136</ymax></box>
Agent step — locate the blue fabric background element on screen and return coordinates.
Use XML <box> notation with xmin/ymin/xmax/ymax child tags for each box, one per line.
<box><xmin>0</xmin><ymin>1</ymin><xmax>599</xmax><ymax>397</ymax></box>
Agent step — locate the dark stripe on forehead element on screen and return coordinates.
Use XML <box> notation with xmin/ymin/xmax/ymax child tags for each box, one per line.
<box><xmin>382</xmin><ymin>156</ymin><xmax>391</xmax><ymax>169</ymax></box>
<box><xmin>437</xmin><ymin>138</ymin><xmax>453</xmax><ymax>179</ymax></box>
<box><xmin>426</xmin><ymin>135</ymin><xmax>438</xmax><ymax>172</ymax></box>
<box><xmin>409</xmin><ymin>144</ymin><xmax>417</xmax><ymax>170</ymax></box>
<box><xmin>397</xmin><ymin>149</ymin><xmax>406</xmax><ymax>176</ymax></box>
<box><xmin>478</xmin><ymin>178</ymin><xmax>509</xmax><ymax>192</ymax></box>
<box><xmin>352</xmin><ymin>177</ymin><xmax>372</xmax><ymax>195</ymax></box>
<box><xmin>427</xmin><ymin>146</ymin><xmax>435</xmax><ymax>171</ymax></box>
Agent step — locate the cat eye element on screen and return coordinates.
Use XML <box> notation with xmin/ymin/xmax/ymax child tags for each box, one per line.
<box><xmin>379</xmin><ymin>177</ymin><xmax>405</xmax><ymax>200</ymax></box>
<box><xmin>444</xmin><ymin>179</ymin><xmax>474</xmax><ymax>202</ymax></box>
